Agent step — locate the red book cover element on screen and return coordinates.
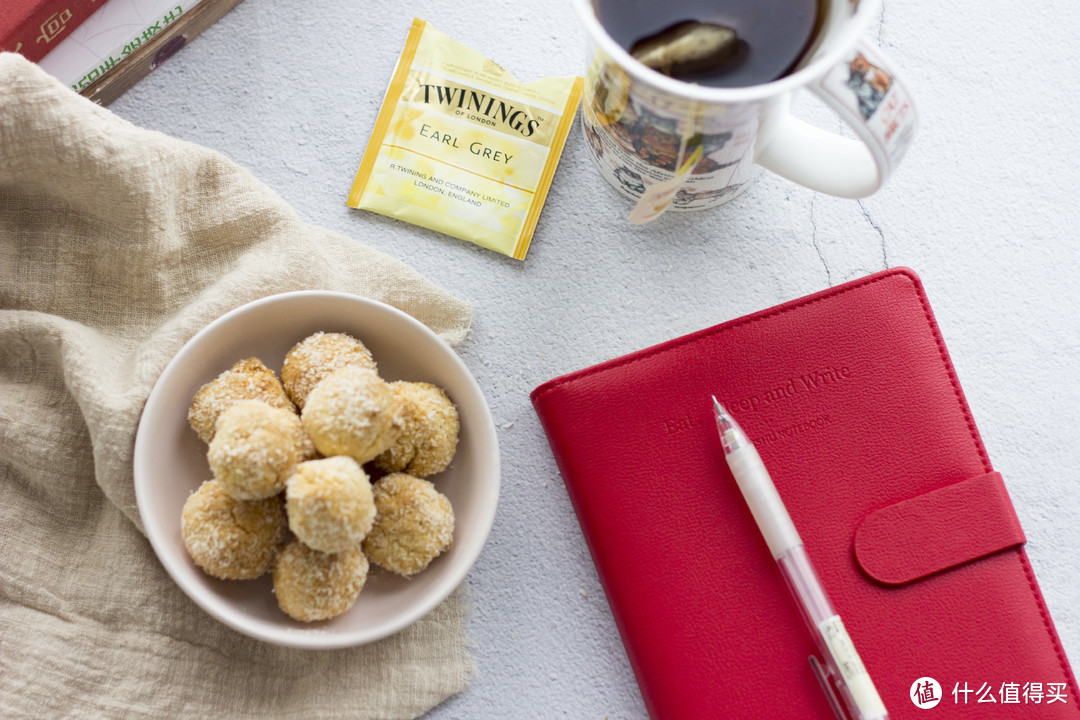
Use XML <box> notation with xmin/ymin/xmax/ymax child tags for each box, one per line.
<box><xmin>531</xmin><ymin>267</ymin><xmax>1077</xmax><ymax>719</ymax></box>
<box><xmin>1</xmin><ymin>0</ymin><xmax>100</xmax><ymax>63</ymax></box>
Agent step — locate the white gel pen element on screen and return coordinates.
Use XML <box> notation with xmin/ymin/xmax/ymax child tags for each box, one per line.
<box><xmin>712</xmin><ymin>397</ymin><xmax>888</xmax><ymax>720</ymax></box>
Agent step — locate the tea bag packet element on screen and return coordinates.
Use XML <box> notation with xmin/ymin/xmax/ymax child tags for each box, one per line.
<box><xmin>348</xmin><ymin>19</ymin><xmax>583</xmax><ymax>260</ymax></box>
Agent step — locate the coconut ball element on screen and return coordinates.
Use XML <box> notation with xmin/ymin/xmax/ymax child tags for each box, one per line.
<box><xmin>207</xmin><ymin>400</ymin><xmax>305</xmax><ymax>500</ymax></box>
<box><xmin>285</xmin><ymin>457</ymin><xmax>376</xmax><ymax>553</ymax></box>
<box><xmin>298</xmin><ymin>431</ymin><xmax>321</xmax><ymax>462</ymax></box>
<box><xmin>281</xmin><ymin>332</ymin><xmax>377</xmax><ymax>409</ymax></box>
<box><xmin>272</xmin><ymin>540</ymin><xmax>369</xmax><ymax>622</ymax></box>
<box><xmin>181</xmin><ymin>479</ymin><xmax>288</xmax><ymax>580</ymax></box>
<box><xmin>301</xmin><ymin>366</ymin><xmax>401</xmax><ymax>464</ymax></box>
<box><xmin>362</xmin><ymin>473</ymin><xmax>454</xmax><ymax>577</ymax></box>
<box><xmin>375</xmin><ymin>382</ymin><xmax>459</xmax><ymax>478</ymax></box>
<box><xmin>188</xmin><ymin>357</ymin><xmax>296</xmax><ymax>444</ymax></box>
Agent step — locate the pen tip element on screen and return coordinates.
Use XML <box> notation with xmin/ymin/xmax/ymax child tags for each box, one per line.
<box><xmin>712</xmin><ymin>397</ymin><xmax>746</xmax><ymax>452</ymax></box>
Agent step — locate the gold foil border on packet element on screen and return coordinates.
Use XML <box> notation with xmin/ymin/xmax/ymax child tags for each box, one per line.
<box><xmin>347</xmin><ymin>21</ymin><xmax>425</xmax><ymax>208</ymax></box>
<box><xmin>517</xmin><ymin>80</ymin><xmax>582</xmax><ymax>258</ymax></box>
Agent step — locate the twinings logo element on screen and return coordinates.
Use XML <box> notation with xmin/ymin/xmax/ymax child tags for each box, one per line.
<box><xmin>418</xmin><ymin>83</ymin><xmax>543</xmax><ymax>137</ymax></box>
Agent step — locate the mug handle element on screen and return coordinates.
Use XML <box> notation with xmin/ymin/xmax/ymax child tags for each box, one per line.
<box><xmin>755</xmin><ymin>41</ymin><xmax>918</xmax><ymax>198</ymax></box>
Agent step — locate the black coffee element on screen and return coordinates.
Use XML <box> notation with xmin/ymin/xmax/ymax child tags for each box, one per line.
<box><xmin>596</xmin><ymin>0</ymin><xmax>823</xmax><ymax>88</ymax></box>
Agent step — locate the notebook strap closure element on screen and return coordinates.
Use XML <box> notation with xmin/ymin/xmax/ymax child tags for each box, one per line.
<box><xmin>853</xmin><ymin>471</ymin><xmax>1025</xmax><ymax>586</ymax></box>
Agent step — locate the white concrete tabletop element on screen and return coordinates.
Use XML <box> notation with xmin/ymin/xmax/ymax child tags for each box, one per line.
<box><xmin>111</xmin><ymin>0</ymin><xmax>1080</xmax><ymax>716</ymax></box>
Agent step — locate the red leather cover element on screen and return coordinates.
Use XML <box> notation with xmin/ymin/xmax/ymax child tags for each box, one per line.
<box><xmin>531</xmin><ymin>268</ymin><xmax>1078</xmax><ymax>719</ymax></box>
<box><xmin>854</xmin><ymin>471</ymin><xmax>1026</xmax><ymax>585</ymax></box>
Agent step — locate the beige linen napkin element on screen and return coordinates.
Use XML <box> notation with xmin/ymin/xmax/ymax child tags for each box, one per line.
<box><xmin>0</xmin><ymin>53</ymin><xmax>474</xmax><ymax>719</ymax></box>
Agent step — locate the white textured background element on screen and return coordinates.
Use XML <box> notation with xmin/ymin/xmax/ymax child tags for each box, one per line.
<box><xmin>110</xmin><ymin>0</ymin><xmax>1080</xmax><ymax>716</ymax></box>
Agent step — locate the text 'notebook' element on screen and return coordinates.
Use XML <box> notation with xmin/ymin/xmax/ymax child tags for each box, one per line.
<box><xmin>531</xmin><ymin>268</ymin><xmax>1077</xmax><ymax>719</ymax></box>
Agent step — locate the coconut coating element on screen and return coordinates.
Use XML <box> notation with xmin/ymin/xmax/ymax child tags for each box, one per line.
<box><xmin>301</xmin><ymin>366</ymin><xmax>401</xmax><ymax>464</ymax></box>
<box><xmin>286</xmin><ymin>457</ymin><xmax>376</xmax><ymax>553</ymax></box>
<box><xmin>298</xmin><ymin>431</ymin><xmax>321</xmax><ymax>461</ymax></box>
<box><xmin>362</xmin><ymin>473</ymin><xmax>454</xmax><ymax>577</ymax></box>
<box><xmin>375</xmin><ymin>382</ymin><xmax>459</xmax><ymax>478</ymax></box>
<box><xmin>281</xmin><ymin>332</ymin><xmax>377</xmax><ymax>409</ymax></box>
<box><xmin>208</xmin><ymin>400</ymin><xmax>305</xmax><ymax>500</ymax></box>
<box><xmin>188</xmin><ymin>358</ymin><xmax>296</xmax><ymax>444</ymax></box>
<box><xmin>272</xmin><ymin>540</ymin><xmax>369</xmax><ymax>622</ymax></box>
<box><xmin>181</xmin><ymin>480</ymin><xmax>288</xmax><ymax>580</ymax></box>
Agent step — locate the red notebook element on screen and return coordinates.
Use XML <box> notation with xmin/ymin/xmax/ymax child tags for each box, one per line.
<box><xmin>531</xmin><ymin>268</ymin><xmax>1077</xmax><ymax>719</ymax></box>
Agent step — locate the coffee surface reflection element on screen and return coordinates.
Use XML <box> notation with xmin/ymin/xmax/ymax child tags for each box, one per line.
<box><xmin>598</xmin><ymin>0</ymin><xmax>823</xmax><ymax>87</ymax></box>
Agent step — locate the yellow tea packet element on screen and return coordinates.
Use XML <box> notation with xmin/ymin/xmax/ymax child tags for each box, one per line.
<box><xmin>347</xmin><ymin>19</ymin><xmax>583</xmax><ymax>260</ymax></box>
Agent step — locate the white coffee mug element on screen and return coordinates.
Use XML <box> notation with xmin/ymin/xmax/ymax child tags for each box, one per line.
<box><xmin>575</xmin><ymin>0</ymin><xmax>918</xmax><ymax>214</ymax></box>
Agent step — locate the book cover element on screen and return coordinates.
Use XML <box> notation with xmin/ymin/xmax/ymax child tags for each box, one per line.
<box><xmin>38</xmin><ymin>0</ymin><xmax>202</xmax><ymax>90</ymax></box>
<box><xmin>1</xmin><ymin>0</ymin><xmax>100</xmax><ymax>63</ymax></box>
<box><xmin>77</xmin><ymin>0</ymin><xmax>241</xmax><ymax>105</ymax></box>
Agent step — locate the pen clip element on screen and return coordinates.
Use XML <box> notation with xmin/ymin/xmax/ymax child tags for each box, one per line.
<box><xmin>809</xmin><ymin>655</ymin><xmax>849</xmax><ymax>720</ymax></box>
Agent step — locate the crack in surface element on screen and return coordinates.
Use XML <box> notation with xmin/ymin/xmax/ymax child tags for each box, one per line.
<box><xmin>878</xmin><ymin>0</ymin><xmax>886</xmax><ymax>46</ymax></box>
<box><xmin>858</xmin><ymin>200</ymin><xmax>889</xmax><ymax>269</ymax></box>
<box><xmin>810</xmin><ymin>195</ymin><xmax>832</xmax><ymax>285</ymax></box>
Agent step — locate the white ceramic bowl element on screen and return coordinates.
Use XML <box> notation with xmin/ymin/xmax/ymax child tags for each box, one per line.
<box><xmin>134</xmin><ymin>292</ymin><xmax>499</xmax><ymax>648</ymax></box>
